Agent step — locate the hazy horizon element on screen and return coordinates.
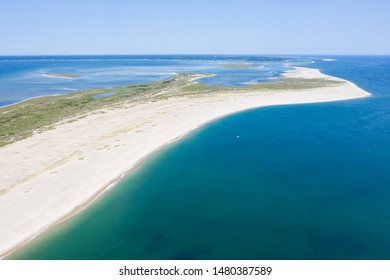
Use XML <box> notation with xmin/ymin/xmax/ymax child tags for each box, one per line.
<box><xmin>1</xmin><ymin>54</ymin><xmax>390</xmax><ymax>57</ymax></box>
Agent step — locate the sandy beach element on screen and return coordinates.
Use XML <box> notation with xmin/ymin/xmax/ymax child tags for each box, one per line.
<box><xmin>0</xmin><ymin>67</ymin><xmax>370</xmax><ymax>258</ymax></box>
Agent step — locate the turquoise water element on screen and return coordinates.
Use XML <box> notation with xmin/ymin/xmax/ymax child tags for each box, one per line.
<box><xmin>6</xmin><ymin>56</ymin><xmax>390</xmax><ymax>259</ymax></box>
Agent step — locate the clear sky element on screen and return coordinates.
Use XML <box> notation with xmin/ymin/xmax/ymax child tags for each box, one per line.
<box><xmin>0</xmin><ymin>0</ymin><xmax>389</xmax><ymax>55</ymax></box>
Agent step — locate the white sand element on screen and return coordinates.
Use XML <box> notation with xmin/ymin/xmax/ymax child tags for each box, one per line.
<box><xmin>0</xmin><ymin>68</ymin><xmax>370</xmax><ymax>258</ymax></box>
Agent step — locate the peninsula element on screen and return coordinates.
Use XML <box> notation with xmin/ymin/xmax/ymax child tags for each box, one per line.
<box><xmin>0</xmin><ymin>67</ymin><xmax>370</xmax><ymax>258</ymax></box>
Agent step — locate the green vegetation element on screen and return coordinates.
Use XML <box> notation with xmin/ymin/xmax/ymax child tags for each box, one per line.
<box><xmin>250</xmin><ymin>78</ymin><xmax>343</xmax><ymax>90</ymax></box>
<box><xmin>0</xmin><ymin>74</ymin><xmax>200</xmax><ymax>147</ymax></box>
<box><xmin>182</xmin><ymin>77</ymin><xmax>343</xmax><ymax>94</ymax></box>
<box><xmin>0</xmin><ymin>73</ymin><xmax>343</xmax><ymax>147</ymax></box>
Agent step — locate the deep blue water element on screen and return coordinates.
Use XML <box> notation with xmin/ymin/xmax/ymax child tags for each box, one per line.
<box><xmin>6</xmin><ymin>55</ymin><xmax>390</xmax><ymax>259</ymax></box>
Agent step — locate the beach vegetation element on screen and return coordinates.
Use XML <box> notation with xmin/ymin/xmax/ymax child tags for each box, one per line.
<box><xmin>0</xmin><ymin>74</ymin><xmax>342</xmax><ymax>147</ymax></box>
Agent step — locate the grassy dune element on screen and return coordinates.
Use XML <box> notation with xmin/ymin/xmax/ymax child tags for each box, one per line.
<box><xmin>0</xmin><ymin>74</ymin><xmax>342</xmax><ymax>147</ymax></box>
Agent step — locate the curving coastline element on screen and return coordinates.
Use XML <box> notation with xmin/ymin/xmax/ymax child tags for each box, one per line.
<box><xmin>0</xmin><ymin>67</ymin><xmax>371</xmax><ymax>258</ymax></box>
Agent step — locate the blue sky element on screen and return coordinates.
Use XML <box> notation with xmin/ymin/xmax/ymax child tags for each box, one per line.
<box><xmin>0</xmin><ymin>0</ymin><xmax>389</xmax><ymax>55</ymax></box>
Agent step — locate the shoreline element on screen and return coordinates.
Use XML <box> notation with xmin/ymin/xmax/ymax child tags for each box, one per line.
<box><xmin>0</xmin><ymin>94</ymin><xmax>64</xmax><ymax>109</ymax></box>
<box><xmin>0</xmin><ymin>67</ymin><xmax>371</xmax><ymax>259</ymax></box>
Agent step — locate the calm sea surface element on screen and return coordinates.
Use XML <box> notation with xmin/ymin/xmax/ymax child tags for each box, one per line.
<box><xmin>5</xmin><ymin>55</ymin><xmax>390</xmax><ymax>259</ymax></box>
<box><xmin>0</xmin><ymin>55</ymin><xmax>295</xmax><ymax>106</ymax></box>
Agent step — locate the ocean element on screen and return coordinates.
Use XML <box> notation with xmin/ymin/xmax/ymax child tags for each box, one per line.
<box><xmin>4</xmin><ymin>55</ymin><xmax>390</xmax><ymax>259</ymax></box>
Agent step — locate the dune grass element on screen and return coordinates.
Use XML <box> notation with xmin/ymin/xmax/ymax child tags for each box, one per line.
<box><xmin>0</xmin><ymin>73</ymin><xmax>342</xmax><ymax>147</ymax></box>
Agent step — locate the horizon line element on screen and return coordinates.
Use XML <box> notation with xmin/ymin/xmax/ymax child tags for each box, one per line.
<box><xmin>1</xmin><ymin>53</ymin><xmax>390</xmax><ymax>57</ymax></box>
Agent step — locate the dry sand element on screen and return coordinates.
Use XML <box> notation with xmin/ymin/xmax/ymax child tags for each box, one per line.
<box><xmin>0</xmin><ymin>67</ymin><xmax>370</xmax><ymax>258</ymax></box>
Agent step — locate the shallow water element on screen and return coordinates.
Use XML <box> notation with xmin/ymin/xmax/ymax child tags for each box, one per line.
<box><xmin>0</xmin><ymin>55</ymin><xmax>302</xmax><ymax>106</ymax></box>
